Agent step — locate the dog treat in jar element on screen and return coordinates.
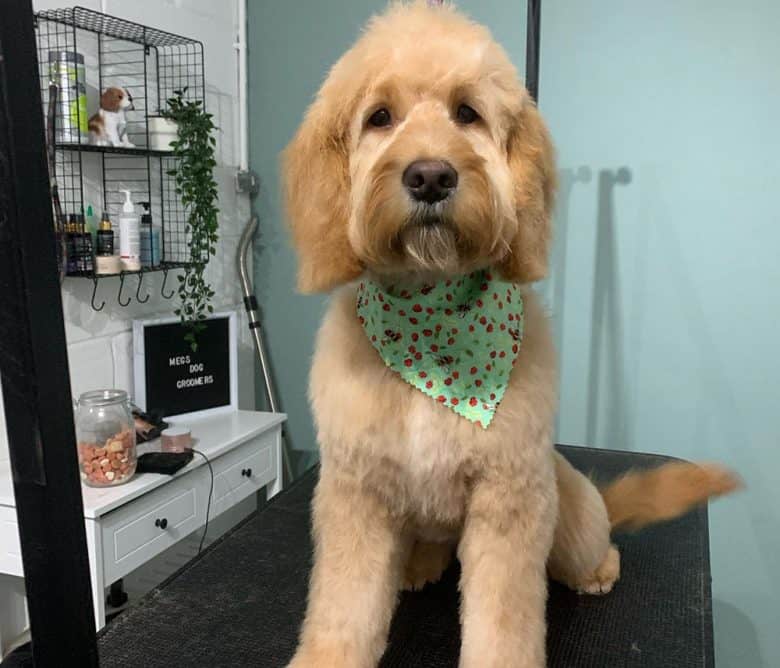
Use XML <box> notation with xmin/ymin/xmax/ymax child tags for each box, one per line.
<box><xmin>74</xmin><ymin>390</ymin><xmax>137</xmax><ymax>487</ymax></box>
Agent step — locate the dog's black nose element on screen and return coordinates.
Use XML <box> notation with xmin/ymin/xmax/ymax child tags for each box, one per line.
<box><xmin>402</xmin><ymin>160</ymin><xmax>458</xmax><ymax>204</ymax></box>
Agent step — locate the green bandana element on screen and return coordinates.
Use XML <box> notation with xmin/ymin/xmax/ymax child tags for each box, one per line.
<box><xmin>356</xmin><ymin>269</ymin><xmax>524</xmax><ymax>429</ymax></box>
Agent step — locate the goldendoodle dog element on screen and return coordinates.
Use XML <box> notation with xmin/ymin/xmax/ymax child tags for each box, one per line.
<box><xmin>282</xmin><ymin>3</ymin><xmax>739</xmax><ymax>666</ymax></box>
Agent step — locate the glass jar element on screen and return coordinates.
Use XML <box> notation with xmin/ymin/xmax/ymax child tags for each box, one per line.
<box><xmin>75</xmin><ymin>389</ymin><xmax>137</xmax><ymax>487</ymax></box>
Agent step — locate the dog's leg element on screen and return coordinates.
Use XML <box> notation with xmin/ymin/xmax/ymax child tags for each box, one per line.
<box><xmin>458</xmin><ymin>470</ymin><xmax>556</xmax><ymax>668</ymax></box>
<box><xmin>288</xmin><ymin>472</ymin><xmax>407</xmax><ymax>668</ymax></box>
<box><xmin>548</xmin><ymin>451</ymin><xmax>620</xmax><ymax>595</ymax></box>
<box><xmin>401</xmin><ymin>539</ymin><xmax>455</xmax><ymax>591</ymax></box>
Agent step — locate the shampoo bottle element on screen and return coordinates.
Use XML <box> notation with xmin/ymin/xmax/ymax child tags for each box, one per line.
<box><xmin>85</xmin><ymin>204</ymin><xmax>98</xmax><ymax>247</ymax></box>
<box><xmin>97</xmin><ymin>211</ymin><xmax>114</xmax><ymax>256</ymax></box>
<box><xmin>65</xmin><ymin>214</ymin><xmax>78</xmax><ymax>276</ymax></box>
<box><xmin>76</xmin><ymin>213</ymin><xmax>94</xmax><ymax>274</ymax></box>
<box><xmin>118</xmin><ymin>190</ymin><xmax>141</xmax><ymax>271</ymax></box>
<box><xmin>138</xmin><ymin>202</ymin><xmax>162</xmax><ymax>267</ymax></box>
<box><xmin>95</xmin><ymin>211</ymin><xmax>119</xmax><ymax>275</ymax></box>
<box><xmin>139</xmin><ymin>201</ymin><xmax>153</xmax><ymax>268</ymax></box>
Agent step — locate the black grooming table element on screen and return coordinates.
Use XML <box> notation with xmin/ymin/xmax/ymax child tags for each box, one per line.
<box><xmin>96</xmin><ymin>445</ymin><xmax>714</xmax><ymax>667</ymax></box>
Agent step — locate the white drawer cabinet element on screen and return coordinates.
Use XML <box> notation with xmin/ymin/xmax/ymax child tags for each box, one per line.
<box><xmin>101</xmin><ymin>473</ymin><xmax>205</xmax><ymax>583</ymax></box>
<box><xmin>0</xmin><ymin>410</ymin><xmax>285</xmax><ymax>646</ymax></box>
<box><xmin>212</xmin><ymin>430</ymin><xmax>276</xmax><ymax>516</ymax></box>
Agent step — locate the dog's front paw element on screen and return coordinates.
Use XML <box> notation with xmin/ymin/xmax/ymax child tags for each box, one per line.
<box><xmin>577</xmin><ymin>544</ymin><xmax>620</xmax><ymax>595</ymax></box>
<box><xmin>287</xmin><ymin>642</ymin><xmax>362</xmax><ymax>668</ymax></box>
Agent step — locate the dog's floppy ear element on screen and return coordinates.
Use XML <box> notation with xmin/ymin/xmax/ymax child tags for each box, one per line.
<box><xmin>497</xmin><ymin>100</ymin><xmax>556</xmax><ymax>283</ymax></box>
<box><xmin>282</xmin><ymin>91</ymin><xmax>363</xmax><ymax>293</ymax></box>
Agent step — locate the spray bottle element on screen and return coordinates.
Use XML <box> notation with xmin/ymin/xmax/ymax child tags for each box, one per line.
<box><xmin>118</xmin><ymin>190</ymin><xmax>141</xmax><ymax>271</ymax></box>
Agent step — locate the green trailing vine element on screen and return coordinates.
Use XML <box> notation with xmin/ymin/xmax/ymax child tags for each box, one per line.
<box><xmin>163</xmin><ymin>89</ymin><xmax>219</xmax><ymax>351</ymax></box>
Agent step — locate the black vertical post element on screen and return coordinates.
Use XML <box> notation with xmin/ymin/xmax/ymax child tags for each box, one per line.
<box><xmin>0</xmin><ymin>1</ymin><xmax>99</xmax><ymax>665</ymax></box>
<box><xmin>525</xmin><ymin>0</ymin><xmax>541</xmax><ymax>102</ymax></box>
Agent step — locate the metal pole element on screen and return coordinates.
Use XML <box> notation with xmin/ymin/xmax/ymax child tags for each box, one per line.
<box><xmin>0</xmin><ymin>1</ymin><xmax>99</xmax><ymax>664</ymax></box>
<box><xmin>526</xmin><ymin>0</ymin><xmax>542</xmax><ymax>102</ymax></box>
<box><xmin>238</xmin><ymin>216</ymin><xmax>294</xmax><ymax>484</ymax></box>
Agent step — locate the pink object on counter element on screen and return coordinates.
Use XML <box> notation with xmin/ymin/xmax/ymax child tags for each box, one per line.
<box><xmin>161</xmin><ymin>426</ymin><xmax>192</xmax><ymax>453</ymax></box>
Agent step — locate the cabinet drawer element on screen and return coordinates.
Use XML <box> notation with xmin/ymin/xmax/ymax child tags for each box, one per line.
<box><xmin>211</xmin><ymin>431</ymin><xmax>277</xmax><ymax>515</ymax></box>
<box><xmin>101</xmin><ymin>472</ymin><xmax>207</xmax><ymax>582</ymax></box>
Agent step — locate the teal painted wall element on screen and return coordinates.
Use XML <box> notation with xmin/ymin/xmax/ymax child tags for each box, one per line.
<box><xmin>248</xmin><ymin>2</ymin><xmax>779</xmax><ymax>664</ymax></box>
<box><xmin>536</xmin><ymin>3</ymin><xmax>779</xmax><ymax>666</ymax></box>
<box><xmin>248</xmin><ymin>0</ymin><xmax>385</xmax><ymax>471</ymax></box>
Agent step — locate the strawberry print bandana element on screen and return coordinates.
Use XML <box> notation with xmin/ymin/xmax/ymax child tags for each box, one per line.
<box><xmin>356</xmin><ymin>269</ymin><xmax>524</xmax><ymax>428</ymax></box>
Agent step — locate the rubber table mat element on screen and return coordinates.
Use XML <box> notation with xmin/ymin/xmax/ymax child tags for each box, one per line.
<box><xmin>97</xmin><ymin>445</ymin><xmax>713</xmax><ymax>667</ymax></box>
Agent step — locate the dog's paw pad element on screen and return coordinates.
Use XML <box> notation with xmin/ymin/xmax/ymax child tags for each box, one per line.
<box><xmin>577</xmin><ymin>545</ymin><xmax>620</xmax><ymax>596</ymax></box>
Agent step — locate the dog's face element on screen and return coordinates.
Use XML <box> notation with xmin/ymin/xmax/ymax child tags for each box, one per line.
<box><xmin>284</xmin><ymin>2</ymin><xmax>555</xmax><ymax>292</ymax></box>
<box><xmin>101</xmin><ymin>87</ymin><xmax>134</xmax><ymax>112</ymax></box>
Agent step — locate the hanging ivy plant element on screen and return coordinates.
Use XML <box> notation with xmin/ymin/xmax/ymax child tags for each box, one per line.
<box><xmin>162</xmin><ymin>89</ymin><xmax>219</xmax><ymax>351</ymax></box>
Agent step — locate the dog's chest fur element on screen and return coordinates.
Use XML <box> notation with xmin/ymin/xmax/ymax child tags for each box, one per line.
<box><xmin>99</xmin><ymin>110</ymin><xmax>127</xmax><ymax>137</ymax></box>
<box><xmin>310</xmin><ymin>284</ymin><xmax>556</xmax><ymax>535</ymax></box>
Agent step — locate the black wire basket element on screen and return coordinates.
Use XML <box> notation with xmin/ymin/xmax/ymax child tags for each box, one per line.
<box><xmin>34</xmin><ymin>6</ymin><xmax>206</xmax><ymax>307</ymax></box>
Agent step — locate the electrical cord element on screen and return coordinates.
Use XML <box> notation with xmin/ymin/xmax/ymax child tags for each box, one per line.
<box><xmin>192</xmin><ymin>448</ymin><xmax>214</xmax><ymax>555</ymax></box>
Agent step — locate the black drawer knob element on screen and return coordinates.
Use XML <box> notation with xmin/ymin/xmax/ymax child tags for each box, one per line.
<box><xmin>155</xmin><ymin>518</ymin><xmax>168</xmax><ymax>530</ymax></box>
<box><xmin>241</xmin><ymin>468</ymin><xmax>253</xmax><ymax>478</ymax></box>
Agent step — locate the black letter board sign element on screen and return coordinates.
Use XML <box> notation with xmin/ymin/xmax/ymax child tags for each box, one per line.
<box><xmin>133</xmin><ymin>312</ymin><xmax>238</xmax><ymax>419</ymax></box>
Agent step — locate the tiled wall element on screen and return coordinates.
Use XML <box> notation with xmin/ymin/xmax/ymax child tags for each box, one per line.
<box><xmin>0</xmin><ymin>0</ymin><xmax>254</xmax><ymax>464</ymax></box>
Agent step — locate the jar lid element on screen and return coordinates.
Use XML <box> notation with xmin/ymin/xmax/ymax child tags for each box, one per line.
<box><xmin>48</xmin><ymin>50</ymin><xmax>85</xmax><ymax>64</ymax></box>
<box><xmin>78</xmin><ymin>389</ymin><xmax>128</xmax><ymax>407</ymax></box>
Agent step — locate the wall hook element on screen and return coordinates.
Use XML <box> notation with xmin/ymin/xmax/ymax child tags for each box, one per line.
<box><xmin>161</xmin><ymin>269</ymin><xmax>175</xmax><ymax>299</ymax></box>
<box><xmin>117</xmin><ymin>273</ymin><xmax>132</xmax><ymax>307</ymax></box>
<box><xmin>135</xmin><ymin>270</ymin><xmax>150</xmax><ymax>303</ymax></box>
<box><xmin>90</xmin><ymin>278</ymin><xmax>106</xmax><ymax>311</ymax></box>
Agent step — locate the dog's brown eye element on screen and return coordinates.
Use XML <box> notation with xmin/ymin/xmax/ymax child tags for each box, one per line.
<box><xmin>456</xmin><ymin>104</ymin><xmax>479</xmax><ymax>124</ymax></box>
<box><xmin>368</xmin><ymin>108</ymin><xmax>392</xmax><ymax>127</ymax></box>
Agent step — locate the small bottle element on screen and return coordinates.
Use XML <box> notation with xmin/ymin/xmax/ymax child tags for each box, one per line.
<box><xmin>85</xmin><ymin>204</ymin><xmax>98</xmax><ymax>248</ymax></box>
<box><xmin>96</xmin><ymin>212</ymin><xmax>114</xmax><ymax>256</ymax></box>
<box><xmin>95</xmin><ymin>211</ymin><xmax>120</xmax><ymax>275</ymax></box>
<box><xmin>139</xmin><ymin>202</ymin><xmax>152</xmax><ymax>268</ymax></box>
<box><xmin>118</xmin><ymin>190</ymin><xmax>141</xmax><ymax>271</ymax></box>
<box><xmin>76</xmin><ymin>213</ymin><xmax>94</xmax><ymax>274</ymax></box>
<box><xmin>150</xmin><ymin>225</ymin><xmax>161</xmax><ymax>266</ymax></box>
<box><xmin>56</xmin><ymin>213</ymin><xmax>68</xmax><ymax>277</ymax></box>
<box><xmin>66</xmin><ymin>214</ymin><xmax>79</xmax><ymax>276</ymax></box>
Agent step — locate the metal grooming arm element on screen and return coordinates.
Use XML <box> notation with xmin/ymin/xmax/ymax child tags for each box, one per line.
<box><xmin>238</xmin><ymin>215</ymin><xmax>294</xmax><ymax>484</ymax></box>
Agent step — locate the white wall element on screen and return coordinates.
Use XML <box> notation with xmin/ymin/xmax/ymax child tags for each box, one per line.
<box><xmin>1</xmin><ymin>1</ymin><xmax>255</xmax><ymax>649</ymax></box>
<box><xmin>0</xmin><ymin>0</ymin><xmax>254</xmax><ymax>465</ymax></box>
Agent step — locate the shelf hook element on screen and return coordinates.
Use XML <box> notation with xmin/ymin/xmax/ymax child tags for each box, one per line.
<box><xmin>90</xmin><ymin>278</ymin><xmax>106</xmax><ymax>312</ymax></box>
<box><xmin>161</xmin><ymin>269</ymin><xmax>175</xmax><ymax>299</ymax></box>
<box><xmin>117</xmin><ymin>273</ymin><xmax>132</xmax><ymax>307</ymax></box>
<box><xmin>135</xmin><ymin>270</ymin><xmax>150</xmax><ymax>303</ymax></box>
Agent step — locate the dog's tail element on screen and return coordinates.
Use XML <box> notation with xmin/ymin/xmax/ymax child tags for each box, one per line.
<box><xmin>600</xmin><ymin>461</ymin><xmax>741</xmax><ymax>531</ymax></box>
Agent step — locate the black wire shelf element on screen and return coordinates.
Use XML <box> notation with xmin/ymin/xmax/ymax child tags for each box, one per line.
<box><xmin>65</xmin><ymin>263</ymin><xmax>186</xmax><ymax>311</ymax></box>
<box><xmin>55</xmin><ymin>142</ymin><xmax>174</xmax><ymax>157</ymax></box>
<box><xmin>66</xmin><ymin>261</ymin><xmax>189</xmax><ymax>280</ymax></box>
<box><xmin>35</xmin><ymin>6</ymin><xmax>202</xmax><ymax>48</ymax></box>
<box><xmin>35</xmin><ymin>6</ymin><xmax>205</xmax><ymax>310</ymax></box>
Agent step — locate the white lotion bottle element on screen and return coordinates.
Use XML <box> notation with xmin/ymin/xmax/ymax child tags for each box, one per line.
<box><xmin>118</xmin><ymin>189</ymin><xmax>141</xmax><ymax>271</ymax></box>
